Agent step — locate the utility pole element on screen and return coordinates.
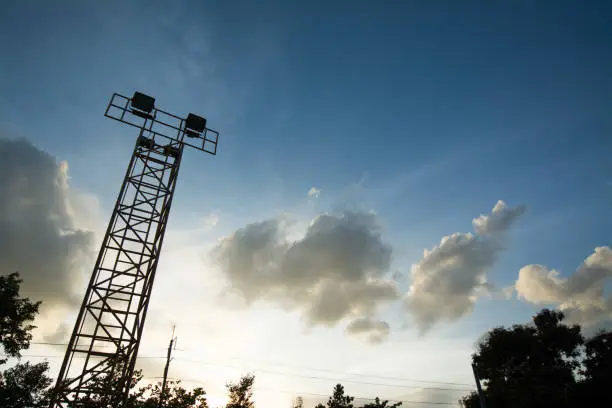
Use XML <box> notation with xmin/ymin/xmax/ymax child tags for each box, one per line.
<box><xmin>49</xmin><ymin>92</ymin><xmax>219</xmax><ymax>408</ymax></box>
<box><xmin>471</xmin><ymin>363</ymin><xmax>488</xmax><ymax>408</ymax></box>
<box><xmin>158</xmin><ymin>326</ymin><xmax>177</xmax><ymax>408</ymax></box>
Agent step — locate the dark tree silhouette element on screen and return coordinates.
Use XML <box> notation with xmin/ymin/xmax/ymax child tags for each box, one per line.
<box><xmin>292</xmin><ymin>396</ymin><xmax>304</xmax><ymax>408</ymax></box>
<box><xmin>362</xmin><ymin>397</ymin><xmax>402</xmax><ymax>408</ymax></box>
<box><xmin>316</xmin><ymin>384</ymin><xmax>400</xmax><ymax>408</ymax></box>
<box><xmin>137</xmin><ymin>380</ymin><xmax>207</xmax><ymax>408</ymax></box>
<box><xmin>459</xmin><ymin>308</ymin><xmax>612</xmax><ymax>408</ymax></box>
<box><xmin>0</xmin><ymin>272</ymin><xmax>50</xmax><ymax>408</ymax></box>
<box><xmin>69</xmin><ymin>357</ymin><xmax>144</xmax><ymax>408</ymax></box>
<box><xmin>0</xmin><ymin>361</ymin><xmax>53</xmax><ymax>408</ymax></box>
<box><xmin>580</xmin><ymin>330</ymin><xmax>612</xmax><ymax>406</ymax></box>
<box><xmin>68</xmin><ymin>358</ymin><xmax>207</xmax><ymax>408</ymax></box>
<box><xmin>326</xmin><ymin>384</ymin><xmax>354</xmax><ymax>408</ymax></box>
<box><xmin>0</xmin><ymin>272</ymin><xmax>41</xmax><ymax>361</ymax></box>
<box><xmin>226</xmin><ymin>374</ymin><xmax>255</xmax><ymax>408</ymax></box>
<box><xmin>583</xmin><ymin>330</ymin><xmax>612</xmax><ymax>383</ymax></box>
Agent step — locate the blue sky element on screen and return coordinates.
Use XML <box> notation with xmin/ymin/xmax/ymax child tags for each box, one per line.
<box><xmin>1</xmin><ymin>1</ymin><xmax>611</xmax><ymax>406</ymax></box>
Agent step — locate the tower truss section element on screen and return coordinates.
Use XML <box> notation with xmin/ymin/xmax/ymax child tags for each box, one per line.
<box><xmin>50</xmin><ymin>92</ymin><xmax>219</xmax><ymax>407</ymax></box>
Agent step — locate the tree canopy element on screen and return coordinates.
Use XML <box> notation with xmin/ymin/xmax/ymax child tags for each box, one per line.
<box><xmin>0</xmin><ymin>272</ymin><xmax>50</xmax><ymax>408</ymax></box>
<box><xmin>361</xmin><ymin>397</ymin><xmax>402</xmax><ymax>408</ymax></box>
<box><xmin>461</xmin><ymin>308</ymin><xmax>612</xmax><ymax>408</ymax></box>
<box><xmin>293</xmin><ymin>396</ymin><xmax>304</xmax><ymax>408</ymax></box>
<box><xmin>225</xmin><ymin>373</ymin><xmax>255</xmax><ymax>408</ymax></box>
<box><xmin>67</xmin><ymin>357</ymin><xmax>207</xmax><ymax>408</ymax></box>
<box><xmin>0</xmin><ymin>361</ymin><xmax>53</xmax><ymax>408</ymax></box>
<box><xmin>138</xmin><ymin>380</ymin><xmax>207</xmax><ymax>408</ymax></box>
<box><xmin>327</xmin><ymin>384</ymin><xmax>354</xmax><ymax>408</ymax></box>
<box><xmin>314</xmin><ymin>384</ymin><xmax>401</xmax><ymax>408</ymax></box>
<box><xmin>0</xmin><ymin>272</ymin><xmax>41</xmax><ymax>361</ymax></box>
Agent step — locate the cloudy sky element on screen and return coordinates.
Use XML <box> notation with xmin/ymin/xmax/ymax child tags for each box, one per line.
<box><xmin>1</xmin><ymin>1</ymin><xmax>611</xmax><ymax>407</ymax></box>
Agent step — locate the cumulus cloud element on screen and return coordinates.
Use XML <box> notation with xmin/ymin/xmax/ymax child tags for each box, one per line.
<box><xmin>307</xmin><ymin>187</ymin><xmax>321</xmax><ymax>199</ymax></box>
<box><xmin>345</xmin><ymin>316</ymin><xmax>391</xmax><ymax>344</ymax></box>
<box><xmin>0</xmin><ymin>138</ymin><xmax>95</xmax><ymax>334</ymax></box>
<box><xmin>211</xmin><ymin>210</ymin><xmax>397</xmax><ymax>340</ymax></box>
<box><xmin>472</xmin><ymin>200</ymin><xmax>526</xmax><ymax>235</ymax></box>
<box><xmin>516</xmin><ymin>246</ymin><xmax>612</xmax><ymax>329</ymax></box>
<box><xmin>201</xmin><ymin>212</ymin><xmax>220</xmax><ymax>229</ymax></box>
<box><xmin>404</xmin><ymin>200</ymin><xmax>525</xmax><ymax>331</ymax></box>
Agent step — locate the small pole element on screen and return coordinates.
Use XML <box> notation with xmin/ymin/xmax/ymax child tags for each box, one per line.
<box><xmin>159</xmin><ymin>325</ymin><xmax>176</xmax><ymax>408</ymax></box>
<box><xmin>472</xmin><ymin>363</ymin><xmax>488</xmax><ymax>408</ymax></box>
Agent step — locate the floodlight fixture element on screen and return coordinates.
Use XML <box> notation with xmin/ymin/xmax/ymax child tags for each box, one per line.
<box><xmin>131</xmin><ymin>91</ymin><xmax>155</xmax><ymax>118</ymax></box>
<box><xmin>185</xmin><ymin>113</ymin><xmax>207</xmax><ymax>137</ymax></box>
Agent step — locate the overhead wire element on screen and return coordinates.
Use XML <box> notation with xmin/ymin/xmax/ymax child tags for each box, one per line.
<box><xmin>27</xmin><ymin>341</ymin><xmax>472</xmax><ymax>387</ymax></box>
<box><xmin>174</xmin><ymin>348</ymin><xmax>472</xmax><ymax>387</ymax></box>
<box><xmin>10</xmin><ymin>348</ymin><xmax>467</xmax><ymax>406</ymax></box>
<box><xmin>171</xmin><ymin>356</ymin><xmax>472</xmax><ymax>392</ymax></box>
<box><xmin>11</xmin><ymin>351</ymin><xmax>471</xmax><ymax>393</ymax></box>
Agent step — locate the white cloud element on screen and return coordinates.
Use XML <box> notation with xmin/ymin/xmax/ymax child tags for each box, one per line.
<box><xmin>516</xmin><ymin>265</ymin><xmax>566</xmax><ymax>304</ymax></box>
<box><xmin>515</xmin><ymin>246</ymin><xmax>612</xmax><ymax>329</ymax></box>
<box><xmin>345</xmin><ymin>317</ymin><xmax>390</xmax><ymax>344</ymax></box>
<box><xmin>472</xmin><ymin>200</ymin><xmax>526</xmax><ymax>236</ymax></box>
<box><xmin>308</xmin><ymin>187</ymin><xmax>321</xmax><ymax>199</ymax></box>
<box><xmin>201</xmin><ymin>212</ymin><xmax>220</xmax><ymax>229</ymax></box>
<box><xmin>0</xmin><ymin>138</ymin><xmax>96</xmax><ymax>338</ymax></box>
<box><xmin>404</xmin><ymin>200</ymin><xmax>525</xmax><ymax>331</ymax></box>
<box><xmin>211</xmin><ymin>210</ymin><xmax>397</xmax><ymax>340</ymax></box>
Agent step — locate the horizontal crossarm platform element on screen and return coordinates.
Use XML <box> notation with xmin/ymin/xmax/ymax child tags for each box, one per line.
<box><xmin>105</xmin><ymin>92</ymin><xmax>219</xmax><ymax>155</ymax></box>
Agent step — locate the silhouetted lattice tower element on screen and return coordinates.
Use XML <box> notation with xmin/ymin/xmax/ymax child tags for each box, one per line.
<box><xmin>49</xmin><ymin>92</ymin><xmax>219</xmax><ymax>407</ymax></box>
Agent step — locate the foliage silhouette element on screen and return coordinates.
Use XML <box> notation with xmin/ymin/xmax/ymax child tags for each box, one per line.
<box><xmin>0</xmin><ymin>361</ymin><xmax>53</xmax><ymax>408</ymax></box>
<box><xmin>0</xmin><ymin>272</ymin><xmax>49</xmax><ymax>408</ymax></box>
<box><xmin>138</xmin><ymin>380</ymin><xmax>207</xmax><ymax>408</ymax></box>
<box><xmin>578</xmin><ymin>330</ymin><xmax>612</xmax><ymax>407</ymax></box>
<box><xmin>293</xmin><ymin>396</ymin><xmax>304</xmax><ymax>408</ymax></box>
<box><xmin>460</xmin><ymin>308</ymin><xmax>612</xmax><ymax>408</ymax></box>
<box><xmin>325</xmin><ymin>384</ymin><xmax>354</xmax><ymax>408</ymax></box>
<box><xmin>69</xmin><ymin>357</ymin><xmax>207</xmax><ymax>408</ymax></box>
<box><xmin>225</xmin><ymin>373</ymin><xmax>255</xmax><ymax>408</ymax></box>
<box><xmin>361</xmin><ymin>397</ymin><xmax>401</xmax><ymax>408</ymax></box>
<box><xmin>0</xmin><ymin>272</ymin><xmax>41</xmax><ymax>361</ymax></box>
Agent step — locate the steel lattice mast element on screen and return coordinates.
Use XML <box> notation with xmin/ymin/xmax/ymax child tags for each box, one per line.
<box><xmin>49</xmin><ymin>92</ymin><xmax>219</xmax><ymax>407</ymax></box>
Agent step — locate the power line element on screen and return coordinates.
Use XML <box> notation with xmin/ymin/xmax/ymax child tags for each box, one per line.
<box><xmin>175</xmin><ymin>349</ymin><xmax>471</xmax><ymax>387</ymax></box>
<box><xmin>9</xmin><ymin>352</ymin><xmax>471</xmax><ymax>393</ymax></box>
<box><xmin>8</xmin><ymin>353</ymin><xmax>463</xmax><ymax>406</ymax></box>
<box><xmin>30</xmin><ymin>342</ymin><xmax>76</xmax><ymax>347</ymax></box>
<box><xmin>172</xmin><ymin>357</ymin><xmax>472</xmax><ymax>392</ymax></box>
<box><xmin>28</xmin><ymin>341</ymin><xmax>472</xmax><ymax>387</ymax></box>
